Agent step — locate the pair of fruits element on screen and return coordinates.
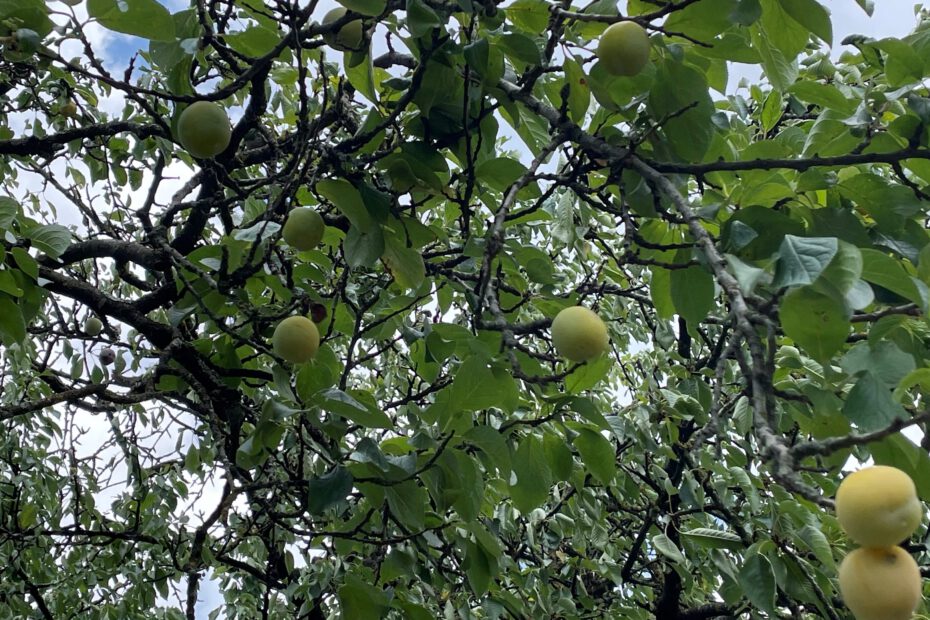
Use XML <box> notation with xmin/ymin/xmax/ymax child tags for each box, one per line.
<box><xmin>835</xmin><ymin>465</ymin><xmax>924</xmax><ymax>620</ymax></box>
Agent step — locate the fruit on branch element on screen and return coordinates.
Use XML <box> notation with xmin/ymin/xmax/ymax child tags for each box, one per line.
<box><xmin>83</xmin><ymin>317</ymin><xmax>103</xmax><ymax>337</ymax></box>
<box><xmin>99</xmin><ymin>348</ymin><xmax>116</xmax><ymax>365</ymax></box>
<box><xmin>835</xmin><ymin>465</ymin><xmax>922</xmax><ymax>547</ymax></box>
<box><xmin>282</xmin><ymin>207</ymin><xmax>325</xmax><ymax>251</ymax></box>
<box><xmin>176</xmin><ymin>101</ymin><xmax>232</xmax><ymax>159</ymax></box>
<box><xmin>60</xmin><ymin>100</ymin><xmax>79</xmax><ymax>119</ymax></box>
<box><xmin>13</xmin><ymin>29</ymin><xmax>40</xmax><ymax>55</ymax></box>
<box><xmin>272</xmin><ymin>316</ymin><xmax>320</xmax><ymax>364</ymax></box>
<box><xmin>321</xmin><ymin>7</ymin><xmax>365</xmax><ymax>52</ymax></box>
<box><xmin>596</xmin><ymin>21</ymin><xmax>650</xmax><ymax>77</ymax></box>
<box><xmin>551</xmin><ymin>306</ymin><xmax>609</xmax><ymax>362</ymax></box>
<box><xmin>838</xmin><ymin>546</ymin><xmax>922</xmax><ymax>620</ymax></box>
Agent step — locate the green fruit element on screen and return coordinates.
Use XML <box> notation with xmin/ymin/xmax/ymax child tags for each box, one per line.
<box><xmin>551</xmin><ymin>306</ymin><xmax>609</xmax><ymax>362</ymax></box>
<box><xmin>596</xmin><ymin>21</ymin><xmax>650</xmax><ymax>77</ymax></box>
<box><xmin>177</xmin><ymin>101</ymin><xmax>232</xmax><ymax>159</ymax></box>
<box><xmin>14</xmin><ymin>29</ymin><xmax>40</xmax><ymax>55</ymax></box>
<box><xmin>61</xmin><ymin>100</ymin><xmax>79</xmax><ymax>118</ymax></box>
<box><xmin>272</xmin><ymin>316</ymin><xmax>320</xmax><ymax>364</ymax></box>
<box><xmin>282</xmin><ymin>207</ymin><xmax>325</xmax><ymax>251</ymax></box>
<box><xmin>84</xmin><ymin>317</ymin><xmax>103</xmax><ymax>337</ymax></box>
<box><xmin>322</xmin><ymin>7</ymin><xmax>364</xmax><ymax>52</ymax></box>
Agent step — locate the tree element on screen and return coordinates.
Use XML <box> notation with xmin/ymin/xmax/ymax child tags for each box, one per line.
<box><xmin>0</xmin><ymin>0</ymin><xmax>929</xmax><ymax>617</ymax></box>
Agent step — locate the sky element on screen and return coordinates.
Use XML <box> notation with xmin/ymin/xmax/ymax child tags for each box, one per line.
<box><xmin>32</xmin><ymin>0</ymin><xmax>923</xmax><ymax>617</ymax></box>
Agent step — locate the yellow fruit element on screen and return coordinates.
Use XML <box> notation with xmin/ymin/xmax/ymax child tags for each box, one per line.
<box><xmin>282</xmin><ymin>207</ymin><xmax>325</xmax><ymax>251</ymax></box>
<box><xmin>272</xmin><ymin>316</ymin><xmax>320</xmax><ymax>364</ymax></box>
<box><xmin>177</xmin><ymin>101</ymin><xmax>231</xmax><ymax>159</ymax></box>
<box><xmin>596</xmin><ymin>21</ymin><xmax>650</xmax><ymax>77</ymax></box>
<box><xmin>835</xmin><ymin>465</ymin><xmax>922</xmax><ymax>548</ymax></box>
<box><xmin>838</xmin><ymin>546</ymin><xmax>922</xmax><ymax>620</ymax></box>
<box><xmin>84</xmin><ymin>316</ymin><xmax>103</xmax><ymax>337</ymax></box>
<box><xmin>60</xmin><ymin>100</ymin><xmax>79</xmax><ymax>118</ymax></box>
<box><xmin>551</xmin><ymin>306</ymin><xmax>609</xmax><ymax>362</ymax></box>
<box><xmin>322</xmin><ymin>7</ymin><xmax>364</xmax><ymax>52</ymax></box>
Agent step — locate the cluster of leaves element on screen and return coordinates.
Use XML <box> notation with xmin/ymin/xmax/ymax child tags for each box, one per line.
<box><xmin>0</xmin><ymin>0</ymin><xmax>929</xmax><ymax>618</ymax></box>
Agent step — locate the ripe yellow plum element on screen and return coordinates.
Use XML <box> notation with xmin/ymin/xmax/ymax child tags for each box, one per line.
<box><xmin>551</xmin><ymin>306</ymin><xmax>609</xmax><ymax>362</ymax></box>
<box><xmin>835</xmin><ymin>465</ymin><xmax>922</xmax><ymax>548</ymax></box>
<box><xmin>838</xmin><ymin>546</ymin><xmax>922</xmax><ymax>620</ymax></box>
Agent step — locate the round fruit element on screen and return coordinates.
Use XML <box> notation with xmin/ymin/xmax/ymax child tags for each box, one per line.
<box><xmin>838</xmin><ymin>546</ymin><xmax>922</xmax><ymax>620</ymax></box>
<box><xmin>14</xmin><ymin>29</ymin><xmax>41</xmax><ymax>55</ymax></box>
<box><xmin>61</xmin><ymin>100</ymin><xmax>79</xmax><ymax>119</ymax></box>
<box><xmin>321</xmin><ymin>7</ymin><xmax>364</xmax><ymax>52</ymax></box>
<box><xmin>551</xmin><ymin>306</ymin><xmax>609</xmax><ymax>362</ymax></box>
<box><xmin>84</xmin><ymin>317</ymin><xmax>103</xmax><ymax>337</ymax></box>
<box><xmin>596</xmin><ymin>21</ymin><xmax>650</xmax><ymax>77</ymax></box>
<box><xmin>835</xmin><ymin>465</ymin><xmax>922</xmax><ymax>548</ymax></box>
<box><xmin>177</xmin><ymin>101</ymin><xmax>231</xmax><ymax>159</ymax></box>
<box><xmin>272</xmin><ymin>316</ymin><xmax>320</xmax><ymax>364</ymax></box>
<box><xmin>282</xmin><ymin>207</ymin><xmax>325</xmax><ymax>251</ymax></box>
<box><xmin>99</xmin><ymin>348</ymin><xmax>116</xmax><ymax>365</ymax></box>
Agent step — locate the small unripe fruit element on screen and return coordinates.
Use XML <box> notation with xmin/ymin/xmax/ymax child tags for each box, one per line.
<box><xmin>597</xmin><ymin>21</ymin><xmax>650</xmax><ymax>77</ymax></box>
<box><xmin>835</xmin><ymin>465</ymin><xmax>922</xmax><ymax>548</ymax></box>
<box><xmin>272</xmin><ymin>316</ymin><xmax>320</xmax><ymax>364</ymax></box>
<box><xmin>177</xmin><ymin>101</ymin><xmax>232</xmax><ymax>159</ymax></box>
<box><xmin>99</xmin><ymin>348</ymin><xmax>116</xmax><ymax>365</ymax></box>
<box><xmin>551</xmin><ymin>306</ymin><xmax>609</xmax><ymax>362</ymax></box>
<box><xmin>321</xmin><ymin>7</ymin><xmax>365</xmax><ymax>52</ymax></box>
<box><xmin>838</xmin><ymin>546</ymin><xmax>922</xmax><ymax>620</ymax></box>
<box><xmin>61</xmin><ymin>100</ymin><xmax>79</xmax><ymax>118</ymax></box>
<box><xmin>14</xmin><ymin>29</ymin><xmax>41</xmax><ymax>55</ymax></box>
<box><xmin>282</xmin><ymin>207</ymin><xmax>325</xmax><ymax>251</ymax></box>
<box><xmin>84</xmin><ymin>317</ymin><xmax>103</xmax><ymax>337</ymax></box>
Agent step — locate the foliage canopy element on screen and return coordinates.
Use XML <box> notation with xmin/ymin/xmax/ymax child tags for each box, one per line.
<box><xmin>1</xmin><ymin>0</ymin><xmax>930</xmax><ymax>618</ymax></box>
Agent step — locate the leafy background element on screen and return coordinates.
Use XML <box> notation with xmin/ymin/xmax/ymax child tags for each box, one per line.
<box><xmin>0</xmin><ymin>0</ymin><xmax>929</xmax><ymax>618</ymax></box>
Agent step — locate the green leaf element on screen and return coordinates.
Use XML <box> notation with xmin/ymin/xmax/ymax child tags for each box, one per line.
<box><xmin>778</xmin><ymin>0</ymin><xmax>832</xmax><ymax>45</ymax></box>
<box><xmin>317</xmin><ymin>388</ymin><xmax>393</xmax><ymax>428</ymax></box>
<box><xmin>670</xmin><ymin>265</ymin><xmax>715</xmax><ymax>328</ymax></box>
<box><xmin>860</xmin><ymin>249</ymin><xmax>924</xmax><ymax>309</ymax></box>
<box><xmin>308</xmin><ymin>467</ymin><xmax>354</xmax><ymax>514</ymax></box>
<box><xmin>463</xmin><ymin>425</ymin><xmax>511</xmax><ymax>474</ymax></box>
<box><xmin>779</xmin><ymin>286</ymin><xmax>849</xmax><ymax>361</ymax></box>
<box><xmin>463</xmin><ymin>540</ymin><xmax>494</xmax><ymax>596</ymax></box>
<box><xmin>572</xmin><ymin>427</ymin><xmax>616</xmax><ymax>484</ymax></box>
<box><xmin>543</xmin><ymin>432</ymin><xmax>574</xmax><ymax>481</ymax></box>
<box><xmin>474</xmin><ymin>157</ymin><xmax>528</xmax><ymax>192</ymax></box>
<box><xmin>893</xmin><ymin>368</ymin><xmax>930</xmax><ymax>402</ymax></box>
<box><xmin>385</xmin><ymin>481</ymin><xmax>427</xmax><ymax>531</ymax></box>
<box><xmin>317</xmin><ymin>178</ymin><xmax>374</xmax><ymax>231</ymax></box>
<box><xmin>841</xmin><ymin>340</ymin><xmax>915</xmax><ymax>389</ymax></box>
<box><xmin>798</xmin><ymin>524</ymin><xmax>834</xmax><ymax>570</ymax></box>
<box><xmin>509</xmin><ymin>434</ymin><xmax>552</xmax><ymax>513</ymax></box>
<box><xmin>338</xmin><ymin>575</ymin><xmax>391</xmax><ymax>619</ymax></box>
<box><xmin>0</xmin><ymin>0</ymin><xmax>52</xmax><ymax>36</ymax></box>
<box><xmin>773</xmin><ymin>235</ymin><xmax>837</xmax><ymax>288</ymax></box>
<box><xmin>738</xmin><ymin>553</ymin><xmax>776</xmax><ymax>615</ymax></box>
<box><xmin>682</xmin><ymin>528</ymin><xmax>743</xmax><ymax>550</ymax></box>
<box><xmin>725</xmin><ymin>254</ymin><xmax>769</xmax><ymax>295</ymax></box>
<box><xmin>87</xmin><ymin>0</ymin><xmax>175</xmax><ymax>41</ymax></box>
<box><xmin>0</xmin><ymin>295</ymin><xmax>26</xmax><ymax>345</ymax></box>
<box><xmin>648</xmin><ymin>61</ymin><xmax>716</xmax><ymax>161</ymax></box>
<box><xmin>338</xmin><ymin>0</ymin><xmax>386</xmax><ymax>16</ymax></box>
<box><xmin>28</xmin><ymin>225</ymin><xmax>71</xmax><ymax>259</ymax></box>
<box><xmin>405</xmin><ymin>0</ymin><xmax>441</xmax><ymax>37</ymax></box>
<box><xmin>563</xmin><ymin>57</ymin><xmax>590</xmax><ymax>123</ymax></box>
<box><xmin>652</xmin><ymin>533</ymin><xmax>687</xmax><ymax>564</ymax></box>
<box><xmin>871</xmin><ymin>434</ymin><xmax>930</xmax><ymax>502</ymax></box>
<box><xmin>381</xmin><ymin>235</ymin><xmax>425</xmax><ymax>291</ymax></box>
<box><xmin>843</xmin><ymin>371</ymin><xmax>908</xmax><ymax>431</ymax></box>
<box><xmin>451</xmin><ymin>356</ymin><xmax>508</xmax><ymax>412</ymax></box>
